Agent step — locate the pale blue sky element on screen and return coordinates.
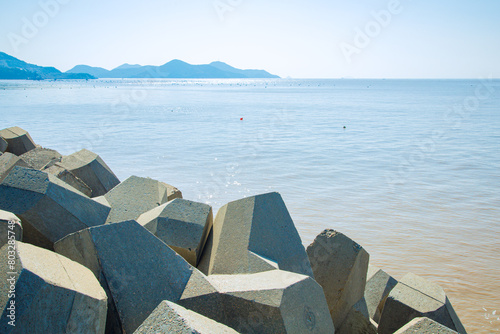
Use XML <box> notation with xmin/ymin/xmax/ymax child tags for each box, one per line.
<box><xmin>0</xmin><ymin>0</ymin><xmax>499</xmax><ymax>78</ymax></box>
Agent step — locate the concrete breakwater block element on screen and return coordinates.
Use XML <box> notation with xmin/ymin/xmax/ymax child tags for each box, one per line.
<box><xmin>197</xmin><ymin>192</ymin><xmax>314</xmax><ymax>277</ymax></box>
<box><xmin>0</xmin><ymin>126</ymin><xmax>36</xmax><ymax>156</ymax></box>
<box><xmin>104</xmin><ymin>175</ymin><xmax>183</xmax><ymax>224</ymax></box>
<box><xmin>60</xmin><ymin>149</ymin><xmax>120</xmax><ymax>197</ymax></box>
<box><xmin>0</xmin><ymin>241</ymin><xmax>107</xmax><ymax>333</ymax></box>
<box><xmin>19</xmin><ymin>146</ymin><xmax>62</xmax><ymax>170</ymax></box>
<box><xmin>54</xmin><ymin>220</ymin><xmax>205</xmax><ymax>334</ymax></box>
<box><xmin>0</xmin><ymin>210</ymin><xmax>22</xmax><ymax>248</ymax></box>
<box><xmin>0</xmin><ymin>166</ymin><xmax>110</xmax><ymax>249</ymax></box>
<box><xmin>43</xmin><ymin>162</ymin><xmax>93</xmax><ymax>197</ymax></box>
<box><xmin>306</xmin><ymin>229</ymin><xmax>370</xmax><ymax>329</ymax></box>
<box><xmin>336</xmin><ymin>297</ymin><xmax>377</xmax><ymax>334</ymax></box>
<box><xmin>134</xmin><ymin>300</ymin><xmax>239</xmax><ymax>334</ymax></box>
<box><xmin>0</xmin><ymin>152</ymin><xmax>30</xmax><ymax>181</ymax></box>
<box><xmin>0</xmin><ymin>138</ymin><xmax>8</xmax><ymax>153</ymax></box>
<box><xmin>378</xmin><ymin>273</ymin><xmax>467</xmax><ymax>334</ymax></box>
<box><xmin>365</xmin><ymin>265</ymin><xmax>398</xmax><ymax>324</ymax></box>
<box><xmin>137</xmin><ymin>198</ymin><xmax>213</xmax><ymax>266</ymax></box>
<box><xmin>394</xmin><ymin>317</ymin><xmax>459</xmax><ymax>333</ymax></box>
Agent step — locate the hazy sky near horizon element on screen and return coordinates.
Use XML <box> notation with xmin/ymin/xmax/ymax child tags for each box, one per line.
<box><xmin>0</xmin><ymin>0</ymin><xmax>499</xmax><ymax>78</ymax></box>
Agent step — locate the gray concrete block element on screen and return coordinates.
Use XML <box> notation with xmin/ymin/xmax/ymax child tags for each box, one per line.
<box><xmin>19</xmin><ymin>146</ymin><xmax>62</xmax><ymax>170</ymax></box>
<box><xmin>306</xmin><ymin>229</ymin><xmax>370</xmax><ymax>329</ymax></box>
<box><xmin>0</xmin><ymin>138</ymin><xmax>7</xmax><ymax>153</ymax></box>
<box><xmin>104</xmin><ymin>175</ymin><xmax>182</xmax><ymax>224</ymax></box>
<box><xmin>0</xmin><ymin>241</ymin><xmax>107</xmax><ymax>333</ymax></box>
<box><xmin>134</xmin><ymin>300</ymin><xmax>239</xmax><ymax>334</ymax></box>
<box><xmin>197</xmin><ymin>192</ymin><xmax>313</xmax><ymax>277</ymax></box>
<box><xmin>365</xmin><ymin>265</ymin><xmax>398</xmax><ymax>323</ymax></box>
<box><xmin>336</xmin><ymin>297</ymin><xmax>377</xmax><ymax>334</ymax></box>
<box><xmin>43</xmin><ymin>162</ymin><xmax>92</xmax><ymax>197</ymax></box>
<box><xmin>180</xmin><ymin>269</ymin><xmax>335</xmax><ymax>334</ymax></box>
<box><xmin>137</xmin><ymin>198</ymin><xmax>212</xmax><ymax>266</ymax></box>
<box><xmin>394</xmin><ymin>317</ymin><xmax>458</xmax><ymax>333</ymax></box>
<box><xmin>60</xmin><ymin>149</ymin><xmax>120</xmax><ymax>197</ymax></box>
<box><xmin>55</xmin><ymin>220</ymin><xmax>205</xmax><ymax>334</ymax></box>
<box><xmin>0</xmin><ymin>152</ymin><xmax>30</xmax><ymax>182</ymax></box>
<box><xmin>378</xmin><ymin>273</ymin><xmax>467</xmax><ymax>334</ymax></box>
<box><xmin>0</xmin><ymin>126</ymin><xmax>36</xmax><ymax>156</ymax></box>
<box><xmin>0</xmin><ymin>166</ymin><xmax>110</xmax><ymax>249</ymax></box>
<box><xmin>0</xmin><ymin>210</ymin><xmax>22</xmax><ymax>248</ymax></box>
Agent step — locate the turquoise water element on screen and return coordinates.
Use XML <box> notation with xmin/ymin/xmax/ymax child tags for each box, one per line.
<box><xmin>1</xmin><ymin>78</ymin><xmax>499</xmax><ymax>332</ymax></box>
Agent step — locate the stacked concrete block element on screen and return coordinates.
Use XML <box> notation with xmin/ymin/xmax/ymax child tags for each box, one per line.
<box><xmin>104</xmin><ymin>175</ymin><xmax>182</xmax><ymax>224</ymax></box>
<box><xmin>336</xmin><ymin>297</ymin><xmax>377</xmax><ymax>334</ymax></box>
<box><xmin>306</xmin><ymin>229</ymin><xmax>370</xmax><ymax>329</ymax></box>
<box><xmin>0</xmin><ymin>241</ymin><xmax>107</xmax><ymax>333</ymax></box>
<box><xmin>60</xmin><ymin>149</ymin><xmax>120</xmax><ymax>197</ymax></box>
<box><xmin>394</xmin><ymin>317</ymin><xmax>459</xmax><ymax>333</ymax></box>
<box><xmin>19</xmin><ymin>146</ymin><xmax>62</xmax><ymax>170</ymax></box>
<box><xmin>43</xmin><ymin>162</ymin><xmax>93</xmax><ymax>196</ymax></box>
<box><xmin>54</xmin><ymin>220</ymin><xmax>207</xmax><ymax>334</ymax></box>
<box><xmin>137</xmin><ymin>198</ymin><xmax>212</xmax><ymax>266</ymax></box>
<box><xmin>0</xmin><ymin>210</ymin><xmax>22</xmax><ymax>248</ymax></box>
<box><xmin>197</xmin><ymin>192</ymin><xmax>313</xmax><ymax>277</ymax></box>
<box><xmin>134</xmin><ymin>300</ymin><xmax>239</xmax><ymax>334</ymax></box>
<box><xmin>378</xmin><ymin>273</ymin><xmax>467</xmax><ymax>334</ymax></box>
<box><xmin>0</xmin><ymin>126</ymin><xmax>36</xmax><ymax>156</ymax></box>
<box><xmin>0</xmin><ymin>152</ymin><xmax>30</xmax><ymax>181</ymax></box>
<box><xmin>0</xmin><ymin>137</ymin><xmax>7</xmax><ymax>153</ymax></box>
<box><xmin>0</xmin><ymin>166</ymin><xmax>110</xmax><ymax>249</ymax></box>
<box><xmin>365</xmin><ymin>265</ymin><xmax>398</xmax><ymax>323</ymax></box>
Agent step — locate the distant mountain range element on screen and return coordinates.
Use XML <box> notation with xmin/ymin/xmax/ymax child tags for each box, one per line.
<box><xmin>0</xmin><ymin>52</ymin><xmax>279</xmax><ymax>80</ymax></box>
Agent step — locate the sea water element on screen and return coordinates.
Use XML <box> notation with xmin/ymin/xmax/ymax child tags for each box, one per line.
<box><xmin>1</xmin><ymin>78</ymin><xmax>499</xmax><ymax>333</ymax></box>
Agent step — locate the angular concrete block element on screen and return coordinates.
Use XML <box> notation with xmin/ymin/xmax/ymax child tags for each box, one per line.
<box><xmin>55</xmin><ymin>220</ymin><xmax>206</xmax><ymax>334</ymax></box>
<box><xmin>0</xmin><ymin>126</ymin><xmax>36</xmax><ymax>156</ymax></box>
<box><xmin>19</xmin><ymin>146</ymin><xmax>62</xmax><ymax>170</ymax></box>
<box><xmin>197</xmin><ymin>192</ymin><xmax>313</xmax><ymax>277</ymax></box>
<box><xmin>0</xmin><ymin>152</ymin><xmax>30</xmax><ymax>181</ymax></box>
<box><xmin>104</xmin><ymin>175</ymin><xmax>182</xmax><ymax>224</ymax></box>
<box><xmin>137</xmin><ymin>198</ymin><xmax>212</xmax><ymax>266</ymax></box>
<box><xmin>378</xmin><ymin>273</ymin><xmax>467</xmax><ymax>334</ymax></box>
<box><xmin>0</xmin><ymin>138</ymin><xmax>7</xmax><ymax>153</ymax></box>
<box><xmin>394</xmin><ymin>317</ymin><xmax>458</xmax><ymax>333</ymax></box>
<box><xmin>365</xmin><ymin>265</ymin><xmax>398</xmax><ymax>323</ymax></box>
<box><xmin>60</xmin><ymin>149</ymin><xmax>120</xmax><ymax>197</ymax></box>
<box><xmin>0</xmin><ymin>166</ymin><xmax>110</xmax><ymax>249</ymax></box>
<box><xmin>43</xmin><ymin>162</ymin><xmax>92</xmax><ymax>197</ymax></box>
<box><xmin>306</xmin><ymin>229</ymin><xmax>370</xmax><ymax>328</ymax></box>
<box><xmin>0</xmin><ymin>210</ymin><xmax>22</xmax><ymax>248</ymax></box>
<box><xmin>0</xmin><ymin>241</ymin><xmax>107</xmax><ymax>333</ymax></box>
<box><xmin>135</xmin><ymin>300</ymin><xmax>239</xmax><ymax>334</ymax></box>
<box><xmin>180</xmin><ymin>270</ymin><xmax>335</xmax><ymax>334</ymax></box>
<box><xmin>336</xmin><ymin>297</ymin><xmax>377</xmax><ymax>334</ymax></box>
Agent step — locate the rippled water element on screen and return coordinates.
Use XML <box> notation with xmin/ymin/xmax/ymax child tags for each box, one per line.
<box><xmin>1</xmin><ymin>78</ymin><xmax>499</xmax><ymax>333</ymax></box>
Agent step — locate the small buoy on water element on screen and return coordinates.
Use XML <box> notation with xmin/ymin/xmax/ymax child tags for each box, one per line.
<box><xmin>343</xmin><ymin>126</ymin><xmax>346</xmax><ymax>129</ymax></box>
<box><xmin>240</xmin><ymin>118</ymin><xmax>243</xmax><ymax>121</ymax></box>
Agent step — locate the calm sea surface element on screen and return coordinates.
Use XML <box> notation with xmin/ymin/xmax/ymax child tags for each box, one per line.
<box><xmin>1</xmin><ymin>78</ymin><xmax>499</xmax><ymax>333</ymax></box>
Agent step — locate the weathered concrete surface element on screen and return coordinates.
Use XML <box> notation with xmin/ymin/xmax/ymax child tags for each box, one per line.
<box><xmin>0</xmin><ymin>210</ymin><xmax>22</xmax><ymax>248</ymax></box>
<box><xmin>197</xmin><ymin>192</ymin><xmax>313</xmax><ymax>277</ymax></box>
<box><xmin>43</xmin><ymin>162</ymin><xmax>92</xmax><ymax>197</ymax></box>
<box><xmin>180</xmin><ymin>269</ymin><xmax>335</xmax><ymax>334</ymax></box>
<box><xmin>306</xmin><ymin>229</ymin><xmax>370</xmax><ymax>329</ymax></box>
<box><xmin>394</xmin><ymin>317</ymin><xmax>459</xmax><ymax>333</ymax></box>
<box><xmin>0</xmin><ymin>152</ymin><xmax>30</xmax><ymax>181</ymax></box>
<box><xmin>55</xmin><ymin>220</ymin><xmax>204</xmax><ymax>334</ymax></box>
<box><xmin>336</xmin><ymin>297</ymin><xmax>377</xmax><ymax>334</ymax></box>
<box><xmin>137</xmin><ymin>198</ymin><xmax>212</xmax><ymax>266</ymax></box>
<box><xmin>0</xmin><ymin>241</ymin><xmax>107</xmax><ymax>333</ymax></box>
<box><xmin>0</xmin><ymin>166</ymin><xmax>110</xmax><ymax>249</ymax></box>
<box><xmin>0</xmin><ymin>138</ymin><xmax>7</xmax><ymax>153</ymax></box>
<box><xmin>378</xmin><ymin>273</ymin><xmax>467</xmax><ymax>334</ymax></box>
<box><xmin>0</xmin><ymin>126</ymin><xmax>36</xmax><ymax>156</ymax></box>
<box><xmin>134</xmin><ymin>300</ymin><xmax>239</xmax><ymax>334</ymax></box>
<box><xmin>104</xmin><ymin>175</ymin><xmax>182</xmax><ymax>224</ymax></box>
<box><xmin>60</xmin><ymin>149</ymin><xmax>120</xmax><ymax>197</ymax></box>
<box><xmin>365</xmin><ymin>265</ymin><xmax>398</xmax><ymax>323</ymax></box>
<box><xmin>20</xmin><ymin>146</ymin><xmax>62</xmax><ymax>170</ymax></box>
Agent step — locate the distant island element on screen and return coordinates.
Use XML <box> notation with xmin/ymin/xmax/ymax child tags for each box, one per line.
<box><xmin>0</xmin><ymin>52</ymin><xmax>279</xmax><ymax>80</ymax></box>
